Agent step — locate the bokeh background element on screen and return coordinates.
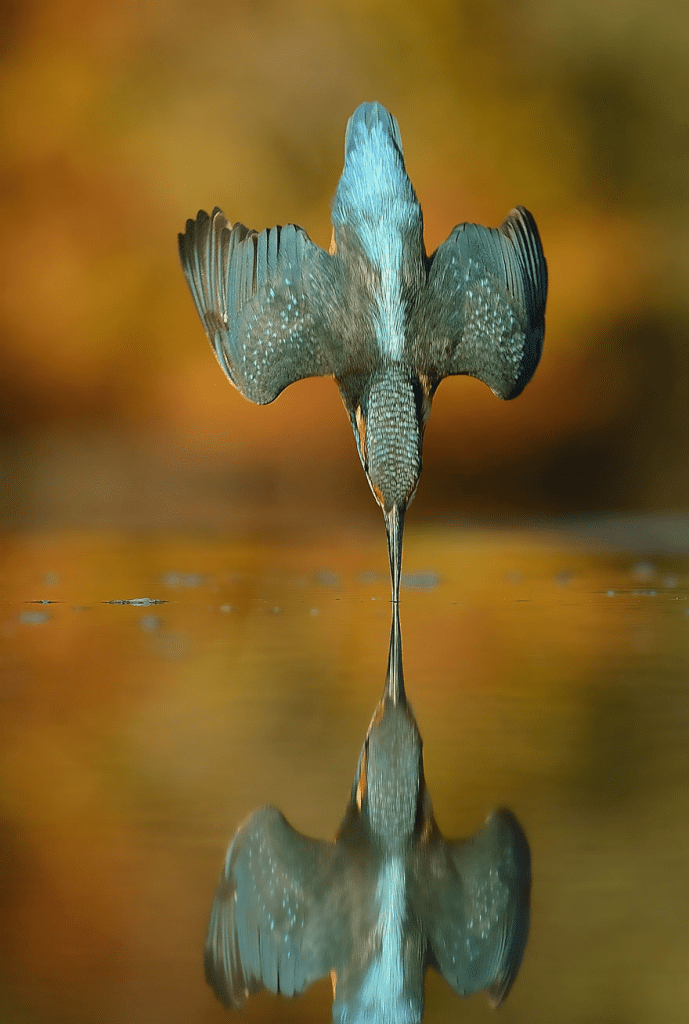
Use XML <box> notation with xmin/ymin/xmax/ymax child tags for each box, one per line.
<box><xmin>2</xmin><ymin>4</ymin><xmax>689</xmax><ymax>1024</ymax></box>
<box><xmin>2</xmin><ymin>0</ymin><xmax>688</xmax><ymax>530</ymax></box>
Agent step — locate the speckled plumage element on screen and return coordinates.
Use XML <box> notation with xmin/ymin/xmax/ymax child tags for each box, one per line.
<box><xmin>178</xmin><ymin>101</ymin><xmax>547</xmax><ymax>601</ymax></box>
<box><xmin>204</xmin><ymin>607</ymin><xmax>531</xmax><ymax>1022</ymax></box>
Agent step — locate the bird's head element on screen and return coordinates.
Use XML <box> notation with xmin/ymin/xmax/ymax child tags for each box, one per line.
<box><xmin>353</xmin><ymin>698</ymin><xmax>423</xmax><ymax>849</ymax></box>
<box><xmin>343</xmin><ymin>366</ymin><xmax>431</xmax><ymax>601</ymax></box>
<box><xmin>359</xmin><ymin>369</ymin><xmax>423</xmax><ymax>512</ymax></box>
<box><xmin>349</xmin><ymin>597</ymin><xmax>422</xmax><ymax>850</ymax></box>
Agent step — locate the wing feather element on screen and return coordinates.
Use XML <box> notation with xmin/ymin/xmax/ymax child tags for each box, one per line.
<box><xmin>204</xmin><ymin>806</ymin><xmax>339</xmax><ymax>1008</ymax></box>
<box><xmin>179</xmin><ymin>209</ymin><xmax>342</xmax><ymax>404</ymax></box>
<box><xmin>423</xmin><ymin>206</ymin><xmax>547</xmax><ymax>398</ymax></box>
<box><xmin>413</xmin><ymin>808</ymin><xmax>531</xmax><ymax>1006</ymax></box>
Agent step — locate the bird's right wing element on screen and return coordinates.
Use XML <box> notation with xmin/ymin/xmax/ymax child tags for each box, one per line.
<box><xmin>179</xmin><ymin>209</ymin><xmax>343</xmax><ymax>404</ymax></box>
<box><xmin>205</xmin><ymin>806</ymin><xmax>341</xmax><ymax>1008</ymax></box>
<box><xmin>422</xmin><ymin>206</ymin><xmax>547</xmax><ymax>399</ymax></box>
<box><xmin>413</xmin><ymin>808</ymin><xmax>531</xmax><ymax>1007</ymax></box>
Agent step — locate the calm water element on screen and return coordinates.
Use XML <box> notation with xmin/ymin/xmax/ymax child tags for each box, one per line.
<box><xmin>1</xmin><ymin>522</ymin><xmax>688</xmax><ymax>1024</ymax></box>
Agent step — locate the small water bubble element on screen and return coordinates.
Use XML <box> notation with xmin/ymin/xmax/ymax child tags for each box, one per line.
<box><xmin>161</xmin><ymin>572</ymin><xmax>205</xmax><ymax>588</ymax></box>
<box><xmin>401</xmin><ymin>571</ymin><xmax>440</xmax><ymax>591</ymax></box>
<box><xmin>315</xmin><ymin>570</ymin><xmax>340</xmax><ymax>588</ymax></box>
<box><xmin>140</xmin><ymin>615</ymin><xmax>161</xmax><ymax>632</ymax></box>
<box><xmin>505</xmin><ymin>570</ymin><xmax>524</xmax><ymax>585</ymax></box>
<box><xmin>19</xmin><ymin>610</ymin><xmax>51</xmax><ymax>624</ymax></box>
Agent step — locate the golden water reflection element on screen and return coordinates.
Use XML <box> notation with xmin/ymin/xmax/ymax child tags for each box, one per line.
<box><xmin>1</xmin><ymin>525</ymin><xmax>688</xmax><ymax>1023</ymax></box>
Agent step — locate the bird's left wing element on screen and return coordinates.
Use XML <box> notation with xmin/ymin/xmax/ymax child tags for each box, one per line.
<box><xmin>179</xmin><ymin>208</ymin><xmax>343</xmax><ymax>404</ymax></box>
<box><xmin>205</xmin><ymin>805</ymin><xmax>341</xmax><ymax>1008</ymax></box>
<box><xmin>421</xmin><ymin>206</ymin><xmax>547</xmax><ymax>399</ymax></box>
<box><xmin>413</xmin><ymin>808</ymin><xmax>531</xmax><ymax>1007</ymax></box>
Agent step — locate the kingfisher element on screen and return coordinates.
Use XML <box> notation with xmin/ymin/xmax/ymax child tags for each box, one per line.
<box><xmin>204</xmin><ymin>603</ymin><xmax>531</xmax><ymax>1021</ymax></box>
<box><xmin>179</xmin><ymin>102</ymin><xmax>547</xmax><ymax>603</ymax></box>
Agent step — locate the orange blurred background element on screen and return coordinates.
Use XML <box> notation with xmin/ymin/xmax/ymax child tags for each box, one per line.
<box><xmin>1</xmin><ymin>0</ymin><xmax>688</xmax><ymax>529</ymax></box>
<box><xmin>2</xmin><ymin>7</ymin><xmax>689</xmax><ymax>1023</ymax></box>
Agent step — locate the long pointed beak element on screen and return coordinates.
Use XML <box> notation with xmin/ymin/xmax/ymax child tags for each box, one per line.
<box><xmin>384</xmin><ymin>505</ymin><xmax>405</xmax><ymax>606</ymax></box>
<box><xmin>384</xmin><ymin>598</ymin><xmax>405</xmax><ymax>705</ymax></box>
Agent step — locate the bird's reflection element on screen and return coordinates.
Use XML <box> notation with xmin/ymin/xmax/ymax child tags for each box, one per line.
<box><xmin>204</xmin><ymin>604</ymin><xmax>531</xmax><ymax>1021</ymax></box>
<box><xmin>179</xmin><ymin>102</ymin><xmax>547</xmax><ymax>605</ymax></box>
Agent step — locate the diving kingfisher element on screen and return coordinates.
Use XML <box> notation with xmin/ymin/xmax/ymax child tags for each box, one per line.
<box><xmin>204</xmin><ymin>604</ymin><xmax>531</xmax><ymax>1021</ymax></box>
<box><xmin>179</xmin><ymin>102</ymin><xmax>548</xmax><ymax>603</ymax></box>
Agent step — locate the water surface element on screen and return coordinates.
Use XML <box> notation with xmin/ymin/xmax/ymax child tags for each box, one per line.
<box><xmin>1</xmin><ymin>523</ymin><xmax>688</xmax><ymax>1024</ymax></box>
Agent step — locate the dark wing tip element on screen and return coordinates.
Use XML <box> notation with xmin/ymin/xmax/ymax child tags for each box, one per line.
<box><xmin>501</xmin><ymin>206</ymin><xmax>548</xmax><ymax>320</ymax></box>
<box><xmin>498</xmin><ymin>206</ymin><xmax>548</xmax><ymax>398</ymax></box>
<box><xmin>485</xmin><ymin>807</ymin><xmax>531</xmax><ymax>1007</ymax></box>
<box><xmin>178</xmin><ymin>205</ymin><xmax>226</xmax><ymax>238</ymax></box>
<box><xmin>481</xmin><ymin>806</ymin><xmax>531</xmax><ymax>866</ymax></box>
<box><xmin>203</xmin><ymin>898</ymin><xmax>247</xmax><ymax>1011</ymax></box>
<box><xmin>178</xmin><ymin>207</ymin><xmax>212</xmax><ymax>263</ymax></box>
<box><xmin>203</xmin><ymin>943</ymin><xmax>243</xmax><ymax>1010</ymax></box>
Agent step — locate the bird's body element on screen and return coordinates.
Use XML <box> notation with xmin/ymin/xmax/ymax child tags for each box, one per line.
<box><xmin>179</xmin><ymin>102</ymin><xmax>548</xmax><ymax>602</ymax></box>
<box><xmin>204</xmin><ymin>606</ymin><xmax>531</xmax><ymax>1021</ymax></box>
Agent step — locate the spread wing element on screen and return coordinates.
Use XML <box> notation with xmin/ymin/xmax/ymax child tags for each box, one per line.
<box><xmin>205</xmin><ymin>806</ymin><xmax>340</xmax><ymax>1007</ymax></box>
<box><xmin>423</xmin><ymin>206</ymin><xmax>547</xmax><ymax>399</ymax></box>
<box><xmin>414</xmin><ymin>808</ymin><xmax>531</xmax><ymax>1006</ymax></box>
<box><xmin>179</xmin><ymin>208</ymin><xmax>343</xmax><ymax>404</ymax></box>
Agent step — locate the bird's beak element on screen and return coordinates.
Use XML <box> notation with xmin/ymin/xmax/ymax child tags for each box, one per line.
<box><xmin>384</xmin><ymin>596</ymin><xmax>405</xmax><ymax>704</ymax></box>
<box><xmin>384</xmin><ymin>505</ymin><xmax>405</xmax><ymax>606</ymax></box>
